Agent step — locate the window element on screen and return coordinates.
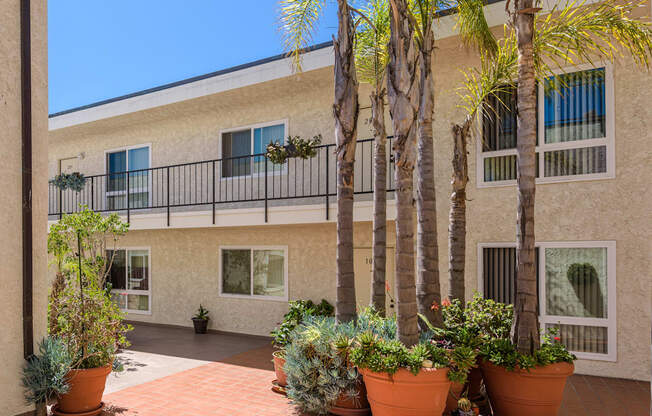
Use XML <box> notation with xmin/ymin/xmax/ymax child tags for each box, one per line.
<box><xmin>478</xmin><ymin>242</ymin><xmax>616</xmax><ymax>361</ymax></box>
<box><xmin>107</xmin><ymin>248</ymin><xmax>151</xmax><ymax>314</ymax></box>
<box><xmin>478</xmin><ymin>66</ymin><xmax>613</xmax><ymax>186</ymax></box>
<box><xmin>220</xmin><ymin>246</ymin><xmax>287</xmax><ymax>300</ymax></box>
<box><xmin>221</xmin><ymin>122</ymin><xmax>286</xmax><ymax>178</ymax></box>
<box><xmin>106</xmin><ymin>145</ymin><xmax>151</xmax><ymax>209</ymax></box>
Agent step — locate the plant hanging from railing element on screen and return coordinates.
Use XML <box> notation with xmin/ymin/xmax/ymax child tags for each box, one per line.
<box><xmin>266</xmin><ymin>134</ymin><xmax>322</xmax><ymax>165</ymax></box>
<box><xmin>53</xmin><ymin>172</ymin><xmax>86</xmax><ymax>192</ymax></box>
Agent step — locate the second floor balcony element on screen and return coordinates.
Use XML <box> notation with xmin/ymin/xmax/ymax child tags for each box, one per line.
<box><xmin>49</xmin><ymin>138</ymin><xmax>396</xmax><ymax>227</ymax></box>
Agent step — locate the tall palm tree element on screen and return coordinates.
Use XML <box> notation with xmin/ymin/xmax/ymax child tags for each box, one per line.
<box><xmin>355</xmin><ymin>0</ymin><xmax>391</xmax><ymax>316</ymax></box>
<box><xmin>412</xmin><ymin>0</ymin><xmax>497</xmax><ymax>320</ymax></box>
<box><xmin>387</xmin><ymin>0</ymin><xmax>420</xmax><ymax>346</ymax></box>
<box><xmin>504</xmin><ymin>0</ymin><xmax>652</xmax><ymax>354</ymax></box>
<box><xmin>449</xmin><ymin>35</ymin><xmax>518</xmax><ymax>301</ymax></box>
<box><xmin>279</xmin><ymin>0</ymin><xmax>359</xmax><ymax>322</ymax></box>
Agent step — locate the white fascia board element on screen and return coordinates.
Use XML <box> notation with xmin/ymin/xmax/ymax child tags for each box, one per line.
<box><xmin>49</xmin><ymin>45</ymin><xmax>334</xmax><ymax>131</ymax></box>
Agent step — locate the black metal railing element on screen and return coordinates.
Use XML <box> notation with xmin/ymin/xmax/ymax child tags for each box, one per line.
<box><xmin>49</xmin><ymin>138</ymin><xmax>395</xmax><ymax>225</ymax></box>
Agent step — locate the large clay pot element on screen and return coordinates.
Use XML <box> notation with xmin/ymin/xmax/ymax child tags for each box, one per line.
<box><xmin>359</xmin><ymin>367</ymin><xmax>450</xmax><ymax>416</ymax></box>
<box><xmin>56</xmin><ymin>364</ymin><xmax>112</xmax><ymax>415</ymax></box>
<box><xmin>273</xmin><ymin>350</ymin><xmax>288</xmax><ymax>387</ymax></box>
<box><xmin>481</xmin><ymin>361</ymin><xmax>574</xmax><ymax>416</ymax></box>
<box><xmin>329</xmin><ymin>380</ymin><xmax>371</xmax><ymax>416</ymax></box>
<box><xmin>444</xmin><ymin>381</ymin><xmax>465</xmax><ymax>415</ymax></box>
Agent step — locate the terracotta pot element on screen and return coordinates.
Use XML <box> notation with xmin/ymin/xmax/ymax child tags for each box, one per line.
<box><xmin>444</xmin><ymin>381</ymin><xmax>465</xmax><ymax>415</ymax></box>
<box><xmin>359</xmin><ymin>367</ymin><xmax>450</xmax><ymax>416</ymax></box>
<box><xmin>329</xmin><ymin>380</ymin><xmax>371</xmax><ymax>416</ymax></box>
<box><xmin>481</xmin><ymin>361</ymin><xmax>574</xmax><ymax>416</ymax></box>
<box><xmin>56</xmin><ymin>364</ymin><xmax>112</xmax><ymax>415</ymax></box>
<box><xmin>273</xmin><ymin>351</ymin><xmax>287</xmax><ymax>387</ymax></box>
<box><xmin>466</xmin><ymin>366</ymin><xmax>483</xmax><ymax>399</ymax></box>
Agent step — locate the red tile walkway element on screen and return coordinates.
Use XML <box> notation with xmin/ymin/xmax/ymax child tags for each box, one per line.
<box><xmin>102</xmin><ymin>344</ymin><xmax>650</xmax><ymax>416</ymax></box>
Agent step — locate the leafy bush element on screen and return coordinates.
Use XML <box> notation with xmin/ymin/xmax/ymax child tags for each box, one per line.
<box><xmin>271</xmin><ymin>299</ymin><xmax>334</xmax><ymax>348</ymax></box>
<box><xmin>48</xmin><ymin>208</ymin><xmax>132</xmax><ymax>369</ymax></box>
<box><xmin>480</xmin><ymin>329</ymin><xmax>576</xmax><ymax>370</ymax></box>
<box><xmin>22</xmin><ymin>337</ymin><xmax>72</xmax><ymax>405</ymax></box>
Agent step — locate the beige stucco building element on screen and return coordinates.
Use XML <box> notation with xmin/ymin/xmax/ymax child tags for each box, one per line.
<box><xmin>48</xmin><ymin>0</ymin><xmax>651</xmax><ymax>384</ymax></box>
<box><xmin>1</xmin><ymin>1</ymin><xmax>49</xmax><ymax>415</ymax></box>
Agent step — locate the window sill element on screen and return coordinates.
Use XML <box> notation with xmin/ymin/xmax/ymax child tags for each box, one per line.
<box><xmin>476</xmin><ymin>172</ymin><xmax>615</xmax><ymax>189</ymax></box>
<box><xmin>218</xmin><ymin>293</ymin><xmax>288</xmax><ymax>302</ymax></box>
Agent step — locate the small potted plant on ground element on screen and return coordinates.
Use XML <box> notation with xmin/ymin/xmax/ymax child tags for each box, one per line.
<box><xmin>192</xmin><ymin>305</ymin><xmax>210</xmax><ymax>334</ymax></box>
<box><xmin>22</xmin><ymin>337</ymin><xmax>73</xmax><ymax>416</ymax></box>
<box><xmin>270</xmin><ymin>299</ymin><xmax>334</xmax><ymax>389</ymax></box>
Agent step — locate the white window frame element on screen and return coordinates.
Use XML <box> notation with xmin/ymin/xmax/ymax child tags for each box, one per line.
<box><xmin>477</xmin><ymin>63</ymin><xmax>615</xmax><ymax>188</ymax></box>
<box><xmin>218</xmin><ymin>119</ymin><xmax>288</xmax><ymax>179</ymax></box>
<box><xmin>103</xmin><ymin>143</ymin><xmax>153</xmax><ymax>209</ymax></box>
<box><xmin>477</xmin><ymin>241</ymin><xmax>617</xmax><ymax>361</ymax></box>
<box><xmin>109</xmin><ymin>246</ymin><xmax>152</xmax><ymax>315</ymax></box>
<box><xmin>218</xmin><ymin>245</ymin><xmax>289</xmax><ymax>301</ymax></box>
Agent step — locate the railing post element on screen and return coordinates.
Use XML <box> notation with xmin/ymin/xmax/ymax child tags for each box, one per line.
<box><xmin>58</xmin><ymin>187</ymin><xmax>62</xmax><ymax>220</ymax></box>
<box><xmin>264</xmin><ymin>155</ymin><xmax>268</xmax><ymax>223</ymax></box>
<box><xmin>166</xmin><ymin>166</ymin><xmax>170</xmax><ymax>227</ymax></box>
<box><xmin>212</xmin><ymin>160</ymin><xmax>216</xmax><ymax>225</ymax></box>
<box><xmin>126</xmin><ymin>172</ymin><xmax>130</xmax><ymax>223</ymax></box>
<box><xmin>325</xmin><ymin>147</ymin><xmax>329</xmax><ymax>221</ymax></box>
<box><xmin>90</xmin><ymin>177</ymin><xmax>94</xmax><ymax>211</ymax></box>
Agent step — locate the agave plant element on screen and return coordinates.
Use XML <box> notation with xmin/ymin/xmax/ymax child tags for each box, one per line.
<box><xmin>22</xmin><ymin>337</ymin><xmax>72</xmax><ymax>407</ymax></box>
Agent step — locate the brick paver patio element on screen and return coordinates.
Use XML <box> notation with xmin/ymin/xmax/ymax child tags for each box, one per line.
<box><xmin>99</xmin><ymin>325</ymin><xmax>649</xmax><ymax>416</ymax></box>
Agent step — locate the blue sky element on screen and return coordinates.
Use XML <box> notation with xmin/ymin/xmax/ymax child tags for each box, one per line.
<box><xmin>48</xmin><ymin>1</ymin><xmax>339</xmax><ymax>114</ymax></box>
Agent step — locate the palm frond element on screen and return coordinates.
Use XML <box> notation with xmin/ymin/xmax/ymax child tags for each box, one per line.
<box><xmin>355</xmin><ymin>0</ymin><xmax>391</xmax><ymax>86</ymax></box>
<box><xmin>279</xmin><ymin>0</ymin><xmax>327</xmax><ymax>71</ymax></box>
<box><xmin>458</xmin><ymin>31</ymin><xmax>518</xmax><ymax>120</ymax></box>
<box><xmin>535</xmin><ymin>0</ymin><xmax>652</xmax><ymax>74</ymax></box>
<box><xmin>455</xmin><ymin>0</ymin><xmax>498</xmax><ymax>55</ymax></box>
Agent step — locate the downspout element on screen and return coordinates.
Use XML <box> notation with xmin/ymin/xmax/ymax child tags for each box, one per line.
<box><xmin>21</xmin><ymin>0</ymin><xmax>34</xmax><ymax>359</ymax></box>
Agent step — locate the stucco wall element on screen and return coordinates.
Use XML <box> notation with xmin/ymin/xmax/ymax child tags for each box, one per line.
<box><xmin>46</xmin><ymin>7</ymin><xmax>651</xmax><ymax>381</ymax></box>
<box><xmin>0</xmin><ymin>1</ymin><xmax>49</xmax><ymax>415</ymax></box>
<box><xmin>113</xmin><ymin>222</ymin><xmax>395</xmax><ymax>336</ymax></box>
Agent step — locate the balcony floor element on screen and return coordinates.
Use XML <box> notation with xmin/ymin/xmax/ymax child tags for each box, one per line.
<box><xmin>94</xmin><ymin>324</ymin><xmax>649</xmax><ymax>416</ymax></box>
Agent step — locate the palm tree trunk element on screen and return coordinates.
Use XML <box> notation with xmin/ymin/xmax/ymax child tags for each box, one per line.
<box><xmin>334</xmin><ymin>0</ymin><xmax>359</xmax><ymax>323</ymax></box>
<box><xmin>387</xmin><ymin>0</ymin><xmax>419</xmax><ymax>346</ymax></box>
<box><xmin>448</xmin><ymin>119</ymin><xmax>471</xmax><ymax>302</ymax></box>
<box><xmin>371</xmin><ymin>88</ymin><xmax>387</xmax><ymax>316</ymax></box>
<box><xmin>511</xmin><ymin>0</ymin><xmax>540</xmax><ymax>354</ymax></box>
<box><xmin>416</xmin><ymin>26</ymin><xmax>443</xmax><ymax>328</ymax></box>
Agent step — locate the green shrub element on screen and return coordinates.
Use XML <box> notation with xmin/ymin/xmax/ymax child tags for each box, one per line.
<box><xmin>270</xmin><ymin>299</ymin><xmax>334</xmax><ymax>348</ymax></box>
<box><xmin>266</xmin><ymin>135</ymin><xmax>322</xmax><ymax>165</ymax></box>
<box><xmin>480</xmin><ymin>329</ymin><xmax>575</xmax><ymax>370</ymax></box>
<box><xmin>22</xmin><ymin>337</ymin><xmax>72</xmax><ymax>405</ymax></box>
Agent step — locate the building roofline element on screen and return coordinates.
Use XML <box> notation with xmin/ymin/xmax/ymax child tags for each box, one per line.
<box><xmin>49</xmin><ymin>40</ymin><xmax>334</xmax><ymax>118</ymax></box>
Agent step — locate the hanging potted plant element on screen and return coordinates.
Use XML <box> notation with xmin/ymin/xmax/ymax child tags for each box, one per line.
<box><xmin>47</xmin><ymin>208</ymin><xmax>131</xmax><ymax>416</ymax></box>
<box><xmin>270</xmin><ymin>299</ymin><xmax>333</xmax><ymax>390</ymax></box>
<box><xmin>52</xmin><ymin>172</ymin><xmax>87</xmax><ymax>192</ymax></box>
<box><xmin>265</xmin><ymin>134</ymin><xmax>322</xmax><ymax>165</ymax></box>
<box><xmin>192</xmin><ymin>304</ymin><xmax>210</xmax><ymax>334</ymax></box>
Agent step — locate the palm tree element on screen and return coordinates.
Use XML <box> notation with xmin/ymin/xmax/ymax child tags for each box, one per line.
<box><xmin>279</xmin><ymin>0</ymin><xmax>360</xmax><ymax>322</ymax></box>
<box><xmin>504</xmin><ymin>0</ymin><xmax>652</xmax><ymax>354</ymax></box>
<box><xmin>449</xmin><ymin>35</ymin><xmax>518</xmax><ymax>301</ymax></box>
<box><xmin>355</xmin><ymin>0</ymin><xmax>391</xmax><ymax>316</ymax></box>
<box><xmin>387</xmin><ymin>0</ymin><xmax>420</xmax><ymax>346</ymax></box>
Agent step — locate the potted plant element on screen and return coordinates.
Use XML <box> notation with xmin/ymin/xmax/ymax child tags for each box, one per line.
<box><xmin>284</xmin><ymin>309</ymin><xmax>394</xmax><ymax>416</ymax></box>
<box><xmin>192</xmin><ymin>304</ymin><xmax>210</xmax><ymax>334</ymax></box>
<box><xmin>270</xmin><ymin>299</ymin><xmax>333</xmax><ymax>388</ymax></box>
<box><xmin>479</xmin><ymin>330</ymin><xmax>575</xmax><ymax>416</ymax></box>
<box><xmin>47</xmin><ymin>208</ymin><xmax>131</xmax><ymax>416</ymax></box>
<box><xmin>52</xmin><ymin>172</ymin><xmax>86</xmax><ymax>192</ymax></box>
<box><xmin>22</xmin><ymin>337</ymin><xmax>73</xmax><ymax>416</ymax></box>
<box><xmin>265</xmin><ymin>134</ymin><xmax>322</xmax><ymax>165</ymax></box>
